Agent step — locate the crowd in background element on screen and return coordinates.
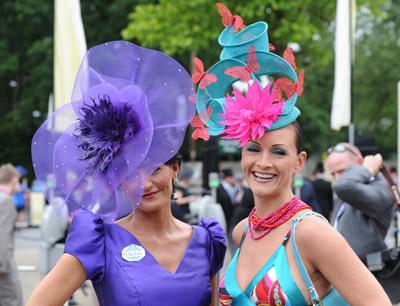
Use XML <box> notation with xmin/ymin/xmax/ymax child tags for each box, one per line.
<box><xmin>2</xmin><ymin>145</ymin><xmax>400</xmax><ymax>304</ymax></box>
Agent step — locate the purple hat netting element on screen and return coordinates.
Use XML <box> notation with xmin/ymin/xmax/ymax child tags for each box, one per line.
<box><xmin>32</xmin><ymin>41</ymin><xmax>195</xmax><ymax>222</ymax></box>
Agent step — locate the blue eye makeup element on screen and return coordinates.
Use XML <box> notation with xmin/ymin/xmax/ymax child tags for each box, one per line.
<box><xmin>244</xmin><ymin>142</ymin><xmax>288</xmax><ymax>156</ymax></box>
<box><xmin>245</xmin><ymin>144</ymin><xmax>261</xmax><ymax>153</ymax></box>
<box><xmin>272</xmin><ymin>147</ymin><xmax>288</xmax><ymax>156</ymax></box>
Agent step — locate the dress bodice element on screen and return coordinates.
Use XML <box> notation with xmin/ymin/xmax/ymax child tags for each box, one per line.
<box><xmin>219</xmin><ymin>230</ymin><xmax>307</xmax><ymax>306</ymax></box>
<box><xmin>65</xmin><ymin>209</ymin><xmax>226</xmax><ymax>306</ymax></box>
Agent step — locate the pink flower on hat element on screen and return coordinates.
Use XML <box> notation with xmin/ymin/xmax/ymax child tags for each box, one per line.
<box><xmin>220</xmin><ymin>82</ymin><xmax>284</xmax><ymax>147</ymax></box>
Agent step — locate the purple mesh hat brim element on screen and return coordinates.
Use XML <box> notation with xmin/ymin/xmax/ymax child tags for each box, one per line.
<box><xmin>32</xmin><ymin>41</ymin><xmax>195</xmax><ymax>222</ymax></box>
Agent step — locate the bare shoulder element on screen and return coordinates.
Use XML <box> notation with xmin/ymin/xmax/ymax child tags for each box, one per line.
<box><xmin>293</xmin><ymin>214</ymin><xmax>349</xmax><ymax>261</ymax></box>
<box><xmin>294</xmin><ymin>214</ymin><xmax>337</xmax><ymax>244</ymax></box>
<box><xmin>232</xmin><ymin>218</ymin><xmax>247</xmax><ymax>246</ymax></box>
<box><xmin>292</xmin><ymin>214</ymin><xmax>391</xmax><ymax>305</ymax></box>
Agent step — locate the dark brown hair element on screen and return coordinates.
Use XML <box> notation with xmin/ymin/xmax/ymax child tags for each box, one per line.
<box><xmin>165</xmin><ymin>153</ymin><xmax>182</xmax><ymax>200</ymax></box>
<box><xmin>165</xmin><ymin>153</ymin><xmax>182</xmax><ymax>167</ymax></box>
<box><xmin>291</xmin><ymin>120</ymin><xmax>303</xmax><ymax>154</ymax></box>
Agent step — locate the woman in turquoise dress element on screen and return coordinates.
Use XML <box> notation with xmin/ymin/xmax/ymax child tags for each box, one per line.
<box><xmin>191</xmin><ymin>3</ymin><xmax>391</xmax><ymax>305</ymax></box>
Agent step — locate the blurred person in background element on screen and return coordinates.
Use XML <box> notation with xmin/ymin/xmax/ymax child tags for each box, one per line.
<box><xmin>230</xmin><ymin>173</ymin><xmax>254</xmax><ymax>230</ymax></box>
<box><xmin>389</xmin><ymin>166</ymin><xmax>398</xmax><ymax>184</ymax></box>
<box><xmin>0</xmin><ymin>163</ymin><xmax>23</xmax><ymax>306</ymax></box>
<box><xmin>229</xmin><ymin>186</ymin><xmax>254</xmax><ymax>230</ymax></box>
<box><xmin>12</xmin><ymin>165</ymin><xmax>30</xmax><ymax>226</ymax></box>
<box><xmin>311</xmin><ymin>162</ymin><xmax>333</xmax><ymax>219</ymax></box>
<box><xmin>217</xmin><ymin>168</ymin><xmax>242</xmax><ymax>231</ymax></box>
<box><xmin>173</xmin><ymin>166</ymin><xmax>196</xmax><ymax>223</ymax></box>
<box><xmin>299</xmin><ymin>176</ymin><xmax>321</xmax><ymax>214</ymax></box>
<box><xmin>326</xmin><ymin>142</ymin><xmax>399</xmax><ymax>303</ymax></box>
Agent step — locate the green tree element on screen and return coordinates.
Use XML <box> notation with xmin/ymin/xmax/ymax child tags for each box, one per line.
<box><xmin>0</xmin><ymin>0</ymin><xmax>151</xmax><ymax>177</ymax></box>
<box><xmin>0</xmin><ymin>0</ymin><xmax>396</xmax><ymax>178</ymax></box>
<box><xmin>0</xmin><ymin>1</ymin><xmax>53</xmax><ymax>172</ymax></box>
<box><xmin>80</xmin><ymin>0</ymin><xmax>157</xmax><ymax>47</ymax></box>
<box><xmin>353</xmin><ymin>0</ymin><xmax>400</xmax><ymax>157</ymax></box>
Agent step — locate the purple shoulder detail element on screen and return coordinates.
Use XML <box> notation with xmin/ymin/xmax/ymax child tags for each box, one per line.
<box><xmin>199</xmin><ymin>217</ymin><xmax>226</xmax><ymax>245</ymax></box>
<box><xmin>72</xmin><ymin>208</ymin><xmax>105</xmax><ymax>227</ymax></box>
<box><xmin>64</xmin><ymin>209</ymin><xmax>105</xmax><ymax>282</ymax></box>
<box><xmin>199</xmin><ymin>217</ymin><xmax>227</xmax><ymax>278</ymax></box>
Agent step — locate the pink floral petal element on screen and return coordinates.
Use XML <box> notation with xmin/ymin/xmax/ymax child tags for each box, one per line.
<box><xmin>221</xmin><ymin>82</ymin><xmax>285</xmax><ymax>146</ymax></box>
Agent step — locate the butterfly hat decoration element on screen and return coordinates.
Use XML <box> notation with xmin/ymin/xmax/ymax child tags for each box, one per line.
<box><xmin>191</xmin><ymin>2</ymin><xmax>304</xmax><ymax>146</ymax></box>
<box><xmin>32</xmin><ymin>41</ymin><xmax>195</xmax><ymax>222</ymax></box>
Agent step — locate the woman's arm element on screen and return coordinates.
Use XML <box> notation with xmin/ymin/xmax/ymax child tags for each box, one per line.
<box><xmin>26</xmin><ymin>254</ymin><xmax>86</xmax><ymax>306</ymax></box>
<box><xmin>298</xmin><ymin>218</ymin><xmax>391</xmax><ymax>305</ymax></box>
<box><xmin>210</xmin><ymin>276</ymin><xmax>218</xmax><ymax>306</ymax></box>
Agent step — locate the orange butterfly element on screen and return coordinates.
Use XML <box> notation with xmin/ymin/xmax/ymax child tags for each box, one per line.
<box><xmin>273</xmin><ymin>78</ymin><xmax>295</xmax><ymax>102</ymax></box>
<box><xmin>273</xmin><ymin>69</ymin><xmax>305</xmax><ymax>102</ymax></box>
<box><xmin>283</xmin><ymin>47</ymin><xmax>297</xmax><ymax>71</ymax></box>
<box><xmin>224</xmin><ymin>46</ymin><xmax>259</xmax><ymax>82</ymax></box>
<box><xmin>191</xmin><ymin>115</ymin><xmax>210</xmax><ymax>141</ymax></box>
<box><xmin>216</xmin><ymin>2</ymin><xmax>245</xmax><ymax>33</ymax></box>
<box><xmin>192</xmin><ymin>57</ymin><xmax>218</xmax><ymax>89</ymax></box>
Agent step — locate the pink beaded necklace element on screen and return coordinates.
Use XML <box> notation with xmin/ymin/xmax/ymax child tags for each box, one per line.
<box><xmin>248</xmin><ymin>196</ymin><xmax>310</xmax><ymax>240</ymax></box>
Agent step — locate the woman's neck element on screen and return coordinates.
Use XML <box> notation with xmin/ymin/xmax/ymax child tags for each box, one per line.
<box><xmin>123</xmin><ymin>207</ymin><xmax>177</xmax><ymax>236</ymax></box>
<box><xmin>253</xmin><ymin>191</ymin><xmax>295</xmax><ymax>218</ymax></box>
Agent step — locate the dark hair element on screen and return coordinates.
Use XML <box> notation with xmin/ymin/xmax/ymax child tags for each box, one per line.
<box><xmin>165</xmin><ymin>153</ymin><xmax>182</xmax><ymax>200</ymax></box>
<box><xmin>291</xmin><ymin>120</ymin><xmax>303</xmax><ymax>154</ymax></box>
<box><xmin>313</xmin><ymin>162</ymin><xmax>324</xmax><ymax>175</ymax></box>
<box><xmin>221</xmin><ymin>168</ymin><xmax>234</xmax><ymax>178</ymax></box>
<box><xmin>165</xmin><ymin>152</ymin><xmax>182</xmax><ymax>168</ymax></box>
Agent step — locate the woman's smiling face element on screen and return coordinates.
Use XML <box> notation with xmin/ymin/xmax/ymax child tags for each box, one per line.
<box><xmin>241</xmin><ymin>124</ymin><xmax>307</xmax><ymax>201</ymax></box>
<box><xmin>136</xmin><ymin>163</ymin><xmax>179</xmax><ymax>213</ymax></box>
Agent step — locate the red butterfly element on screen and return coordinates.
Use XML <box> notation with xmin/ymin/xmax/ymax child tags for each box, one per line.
<box><xmin>191</xmin><ymin>115</ymin><xmax>210</xmax><ymax>141</ymax></box>
<box><xmin>224</xmin><ymin>46</ymin><xmax>259</xmax><ymax>82</ymax></box>
<box><xmin>216</xmin><ymin>2</ymin><xmax>245</xmax><ymax>33</ymax></box>
<box><xmin>274</xmin><ymin>78</ymin><xmax>295</xmax><ymax>102</ymax></box>
<box><xmin>296</xmin><ymin>69</ymin><xmax>304</xmax><ymax>96</ymax></box>
<box><xmin>192</xmin><ymin>57</ymin><xmax>218</xmax><ymax>89</ymax></box>
<box><xmin>283</xmin><ymin>47</ymin><xmax>297</xmax><ymax>70</ymax></box>
<box><xmin>273</xmin><ymin>69</ymin><xmax>305</xmax><ymax>102</ymax></box>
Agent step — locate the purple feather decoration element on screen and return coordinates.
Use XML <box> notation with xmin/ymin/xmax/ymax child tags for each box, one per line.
<box><xmin>74</xmin><ymin>94</ymin><xmax>139</xmax><ymax>173</ymax></box>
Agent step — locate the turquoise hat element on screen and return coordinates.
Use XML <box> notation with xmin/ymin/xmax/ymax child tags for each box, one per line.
<box><xmin>218</xmin><ymin>22</ymin><xmax>269</xmax><ymax>60</ymax></box>
<box><xmin>193</xmin><ymin>7</ymin><xmax>303</xmax><ymax>143</ymax></box>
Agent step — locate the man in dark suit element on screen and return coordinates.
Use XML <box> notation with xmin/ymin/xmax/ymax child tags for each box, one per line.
<box><xmin>311</xmin><ymin>162</ymin><xmax>333</xmax><ymax>219</ymax></box>
<box><xmin>216</xmin><ymin>168</ymin><xmax>241</xmax><ymax>231</ymax></box>
<box><xmin>0</xmin><ymin>164</ymin><xmax>23</xmax><ymax>306</ymax></box>
<box><xmin>230</xmin><ymin>187</ymin><xmax>254</xmax><ymax>229</ymax></box>
<box><xmin>300</xmin><ymin>178</ymin><xmax>321</xmax><ymax>214</ymax></box>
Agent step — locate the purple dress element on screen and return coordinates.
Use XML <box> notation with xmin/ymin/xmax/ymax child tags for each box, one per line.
<box><xmin>64</xmin><ymin>209</ymin><xmax>226</xmax><ymax>305</ymax></box>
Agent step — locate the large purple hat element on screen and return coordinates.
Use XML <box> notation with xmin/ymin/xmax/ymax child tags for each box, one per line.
<box><xmin>32</xmin><ymin>41</ymin><xmax>195</xmax><ymax>222</ymax></box>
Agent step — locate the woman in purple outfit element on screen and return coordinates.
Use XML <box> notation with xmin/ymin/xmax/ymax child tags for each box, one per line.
<box><xmin>26</xmin><ymin>41</ymin><xmax>226</xmax><ymax>306</ymax></box>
